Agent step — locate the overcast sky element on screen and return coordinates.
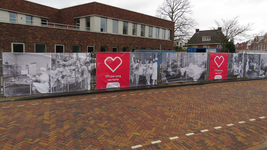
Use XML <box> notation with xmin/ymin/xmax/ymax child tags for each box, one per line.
<box><xmin>27</xmin><ymin>0</ymin><xmax>267</xmax><ymax>42</ymax></box>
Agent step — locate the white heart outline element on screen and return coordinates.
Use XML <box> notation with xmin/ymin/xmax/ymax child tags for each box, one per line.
<box><xmin>214</xmin><ymin>56</ymin><xmax>224</xmax><ymax>68</ymax></box>
<box><xmin>104</xmin><ymin>57</ymin><xmax>123</xmax><ymax>73</ymax></box>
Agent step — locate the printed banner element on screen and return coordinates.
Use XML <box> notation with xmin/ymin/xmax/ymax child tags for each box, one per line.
<box><xmin>161</xmin><ymin>53</ymin><xmax>207</xmax><ymax>83</ymax></box>
<box><xmin>209</xmin><ymin>53</ymin><xmax>229</xmax><ymax>80</ymax></box>
<box><xmin>227</xmin><ymin>53</ymin><xmax>244</xmax><ymax>78</ymax></box>
<box><xmin>2</xmin><ymin>53</ymin><xmax>92</xmax><ymax>97</ymax></box>
<box><xmin>96</xmin><ymin>53</ymin><xmax>130</xmax><ymax>89</ymax></box>
<box><xmin>245</xmin><ymin>54</ymin><xmax>261</xmax><ymax>78</ymax></box>
<box><xmin>129</xmin><ymin>53</ymin><xmax>158</xmax><ymax>86</ymax></box>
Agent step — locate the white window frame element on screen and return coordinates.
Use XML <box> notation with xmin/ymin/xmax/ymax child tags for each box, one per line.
<box><xmin>202</xmin><ymin>36</ymin><xmax>211</xmax><ymax>41</ymax></box>
<box><xmin>54</xmin><ymin>44</ymin><xmax>65</xmax><ymax>53</ymax></box>
<box><xmin>11</xmin><ymin>42</ymin><xmax>25</xmax><ymax>53</ymax></box>
<box><xmin>35</xmin><ymin>43</ymin><xmax>46</xmax><ymax>53</ymax></box>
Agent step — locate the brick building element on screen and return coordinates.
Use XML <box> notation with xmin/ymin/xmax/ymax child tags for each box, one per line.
<box><xmin>0</xmin><ymin>0</ymin><xmax>174</xmax><ymax>53</ymax></box>
<box><xmin>236</xmin><ymin>34</ymin><xmax>267</xmax><ymax>52</ymax></box>
<box><xmin>186</xmin><ymin>28</ymin><xmax>225</xmax><ymax>52</ymax></box>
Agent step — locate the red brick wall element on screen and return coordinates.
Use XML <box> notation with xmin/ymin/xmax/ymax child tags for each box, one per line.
<box><xmin>0</xmin><ymin>0</ymin><xmax>60</xmax><ymax>22</ymax></box>
<box><xmin>0</xmin><ymin>23</ymin><xmax>173</xmax><ymax>52</ymax></box>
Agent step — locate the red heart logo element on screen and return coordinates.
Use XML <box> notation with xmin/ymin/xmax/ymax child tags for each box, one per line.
<box><xmin>104</xmin><ymin>57</ymin><xmax>123</xmax><ymax>72</ymax></box>
<box><xmin>214</xmin><ymin>56</ymin><xmax>224</xmax><ymax>68</ymax></box>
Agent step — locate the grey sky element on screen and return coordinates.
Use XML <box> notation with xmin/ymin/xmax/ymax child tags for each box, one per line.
<box><xmin>27</xmin><ymin>0</ymin><xmax>267</xmax><ymax>42</ymax></box>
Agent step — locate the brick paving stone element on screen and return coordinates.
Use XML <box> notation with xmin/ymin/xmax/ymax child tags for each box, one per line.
<box><xmin>0</xmin><ymin>80</ymin><xmax>266</xmax><ymax>149</ymax></box>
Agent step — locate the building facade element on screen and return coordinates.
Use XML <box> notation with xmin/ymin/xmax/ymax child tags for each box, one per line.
<box><xmin>186</xmin><ymin>28</ymin><xmax>225</xmax><ymax>52</ymax></box>
<box><xmin>0</xmin><ymin>0</ymin><xmax>174</xmax><ymax>53</ymax></box>
<box><xmin>236</xmin><ymin>34</ymin><xmax>267</xmax><ymax>52</ymax></box>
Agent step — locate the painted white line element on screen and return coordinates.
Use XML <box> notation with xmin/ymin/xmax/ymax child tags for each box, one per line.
<box><xmin>32</xmin><ymin>103</ymin><xmax>38</xmax><ymax>105</ymax></box>
<box><xmin>131</xmin><ymin>145</ymin><xmax>142</xmax><ymax>149</ymax></box>
<box><xmin>239</xmin><ymin>121</ymin><xmax>245</xmax><ymax>124</ymax></box>
<box><xmin>17</xmin><ymin>105</ymin><xmax>25</xmax><ymax>107</ymax></box>
<box><xmin>2</xmin><ymin>106</ymin><xmax>10</xmax><ymax>108</ymax></box>
<box><xmin>214</xmin><ymin>126</ymin><xmax>222</xmax><ymax>129</ymax></box>
<box><xmin>169</xmin><ymin>136</ymin><xmax>179</xmax><ymax>140</ymax></box>
<box><xmin>201</xmin><ymin>129</ymin><xmax>209</xmax><ymax>133</ymax></box>
<box><xmin>259</xmin><ymin>116</ymin><xmax>266</xmax><ymax>119</ymax></box>
<box><xmin>186</xmin><ymin>133</ymin><xmax>194</xmax><ymax>136</ymax></box>
<box><xmin>56</xmin><ymin>101</ymin><xmax>63</xmax><ymax>103</ymax></box>
<box><xmin>227</xmin><ymin>124</ymin><xmax>234</xmax><ymax>127</ymax></box>
<box><xmin>151</xmin><ymin>140</ymin><xmax>161</xmax><ymax>144</ymax></box>
<box><xmin>249</xmin><ymin>119</ymin><xmax>256</xmax><ymax>121</ymax></box>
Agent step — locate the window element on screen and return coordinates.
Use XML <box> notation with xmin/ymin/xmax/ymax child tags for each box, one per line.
<box><xmin>101</xmin><ymin>46</ymin><xmax>107</xmax><ymax>52</ymax></box>
<box><xmin>41</xmin><ymin>19</ymin><xmax>48</xmax><ymax>26</ymax></box>
<box><xmin>101</xmin><ymin>18</ymin><xmax>107</xmax><ymax>32</ymax></box>
<box><xmin>35</xmin><ymin>43</ymin><xmax>46</xmax><ymax>53</ymax></box>
<box><xmin>123</xmin><ymin>47</ymin><xmax>129</xmax><ymax>52</ymax></box>
<box><xmin>87</xmin><ymin>46</ymin><xmax>94</xmax><ymax>52</ymax></box>
<box><xmin>149</xmin><ymin>26</ymin><xmax>153</xmax><ymax>37</ymax></box>
<box><xmin>55</xmin><ymin>44</ymin><xmax>64</xmax><ymax>53</ymax></box>
<box><xmin>132</xmin><ymin>23</ymin><xmax>137</xmax><ymax>35</ymax></box>
<box><xmin>86</xmin><ymin>17</ymin><xmax>90</xmax><ymax>31</ymax></box>
<box><xmin>167</xmin><ymin>30</ymin><xmax>171</xmax><ymax>40</ymax></box>
<box><xmin>162</xmin><ymin>29</ymin><xmax>165</xmax><ymax>39</ymax></box>
<box><xmin>156</xmin><ymin>28</ymin><xmax>159</xmax><ymax>39</ymax></box>
<box><xmin>141</xmin><ymin>25</ymin><xmax>145</xmax><ymax>37</ymax></box>
<box><xmin>74</xmin><ymin>19</ymin><xmax>80</xmax><ymax>29</ymax></box>
<box><xmin>26</xmin><ymin>15</ymin><xmax>32</xmax><ymax>25</ymax></box>
<box><xmin>202</xmin><ymin>36</ymin><xmax>211</xmax><ymax>41</ymax></box>
<box><xmin>123</xmin><ymin>22</ymin><xmax>128</xmax><ymax>35</ymax></box>
<box><xmin>113</xmin><ymin>20</ymin><xmax>118</xmax><ymax>33</ymax></box>
<box><xmin>9</xmin><ymin>13</ymin><xmax>16</xmax><ymax>23</ymax></box>
<box><xmin>113</xmin><ymin>47</ymin><xmax>118</xmax><ymax>52</ymax></box>
<box><xmin>217</xmin><ymin>45</ymin><xmax>223</xmax><ymax>49</ymax></box>
<box><xmin>12</xmin><ymin>43</ymin><xmax>24</xmax><ymax>52</ymax></box>
<box><xmin>72</xmin><ymin>45</ymin><xmax>81</xmax><ymax>53</ymax></box>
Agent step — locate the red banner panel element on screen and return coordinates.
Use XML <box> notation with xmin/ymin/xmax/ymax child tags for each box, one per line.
<box><xmin>96</xmin><ymin>53</ymin><xmax>130</xmax><ymax>89</ymax></box>
<box><xmin>209</xmin><ymin>53</ymin><xmax>229</xmax><ymax>80</ymax></box>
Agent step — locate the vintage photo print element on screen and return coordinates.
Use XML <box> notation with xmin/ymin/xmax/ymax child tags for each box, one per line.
<box><xmin>129</xmin><ymin>53</ymin><xmax>158</xmax><ymax>86</ymax></box>
<box><xmin>227</xmin><ymin>53</ymin><xmax>244</xmax><ymax>78</ymax></box>
<box><xmin>245</xmin><ymin>54</ymin><xmax>261</xmax><ymax>78</ymax></box>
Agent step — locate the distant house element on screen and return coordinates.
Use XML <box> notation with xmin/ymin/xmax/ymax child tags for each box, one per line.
<box><xmin>236</xmin><ymin>33</ymin><xmax>267</xmax><ymax>52</ymax></box>
<box><xmin>186</xmin><ymin>27</ymin><xmax>225</xmax><ymax>52</ymax></box>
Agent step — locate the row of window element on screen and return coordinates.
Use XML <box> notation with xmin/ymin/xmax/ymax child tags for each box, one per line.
<box><xmin>11</xmin><ymin>43</ymin><xmax>94</xmax><ymax>53</ymax></box>
<box><xmin>100</xmin><ymin>17</ymin><xmax>171</xmax><ymax>40</ymax></box>
<box><xmin>11</xmin><ymin>43</ymin><xmax>162</xmax><ymax>53</ymax></box>
<box><xmin>9</xmin><ymin>12</ymin><xmax>49</xmax><ymax>26</ymax></box>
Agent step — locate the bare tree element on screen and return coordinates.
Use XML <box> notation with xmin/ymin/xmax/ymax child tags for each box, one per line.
<box><xmin>156</xmin><ymin>0</ymin><xmax>196</xmax><ymax>42</ymax></box>
<box><xmin>214</xmin><ymin>16</ymin><xmax>253</xmax><ymax>42</ymax></box>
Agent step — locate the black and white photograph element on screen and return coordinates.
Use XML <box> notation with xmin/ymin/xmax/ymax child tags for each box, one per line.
<box><xmin>51</xmin><ymin>53</ymin><xmax>91</xmax><ymax>93</ymax></box>
<box><xmin>161</xmin><ymin>53</ymin><xmax>207</xmax><ymax>83</ymax></box>
<box><xmin>227</xmin><ymin>53</ymin><xmax>244</xmax><ymax>78</ymax></box>
<box><xmin>245</xmin><ymin>54</ymin><xmax>261</xmax><ymax>78</ymax></box>
<box><xmin>129</xmin><ymin>53</ymin><xmax>158</xmax><ymax>86</ymax></box>
<box><xmin>259</xmin><ymin>54</ymin><xmax>267</xmax><ymax>78</ymax></box>
<box><xmin>3</xmin><ymin>53</ymin><xmax>51</xmax><ymax>97</ymax></box>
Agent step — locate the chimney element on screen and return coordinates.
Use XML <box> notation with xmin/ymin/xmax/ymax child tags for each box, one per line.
<box><xmin>218</xmin><ymin>27</ymin><xmax>222</xmax><ymax>31</ymax></box>
<box><xmin>196</xmin><ymin>29</ymin><xmax>199</xmax><ymax>32</ymax></box>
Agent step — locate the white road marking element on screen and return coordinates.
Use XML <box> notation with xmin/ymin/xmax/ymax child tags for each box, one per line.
<box><xmin>249</xmin><ymin>119</ymin><xmax>256</xmax><ymax>121</ymax></box>
<box><xmin>239</xmin><ymin>121</ymin><xmax>245</xmax><ymax>124</ymax></box>
<box><xmin>201</xmin><ymin>129</ymin><xmax>209</xmax><ymax>132</ymax></box>
<box><xmin>186</xmin><ymin>133</ymin><xmax>194</xmax><ymax>136</ymax></box>
<box><xmin>2</xmin><ymin>106</ymin><xmax>10</xmax><ymax>108</ymax></box>
<box><xmin>259</xmin><ymin>116</ymin><xmax>266</xmax><ymax>119</ymax></box>
<box><xmin>169</xmin><ymin>136</ymin><xmax>179</xmax><ymax>140</ymax></box>
<box><xmin>17</xmin><ymin>105</ymin><xmax>25</xmax><ymax>107</ymax></box>
<box><xmin>151</xmin><ymin>140</ymin><xmax>161</xmax><ymax>144</ymax></box>
<box><xmin>214</xmin><ymin>126</ymin><xmax>222</xmax><ymax>129</ymax></box>
<box><xmin>227</xmin><ymin>124</ymin><xmax>234</xmax><ymax>126</ymax></box>
<box><xmin>131</xmin><ymin>145</ymin><xmax>142</xmax><ymax>149</ymax></box>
